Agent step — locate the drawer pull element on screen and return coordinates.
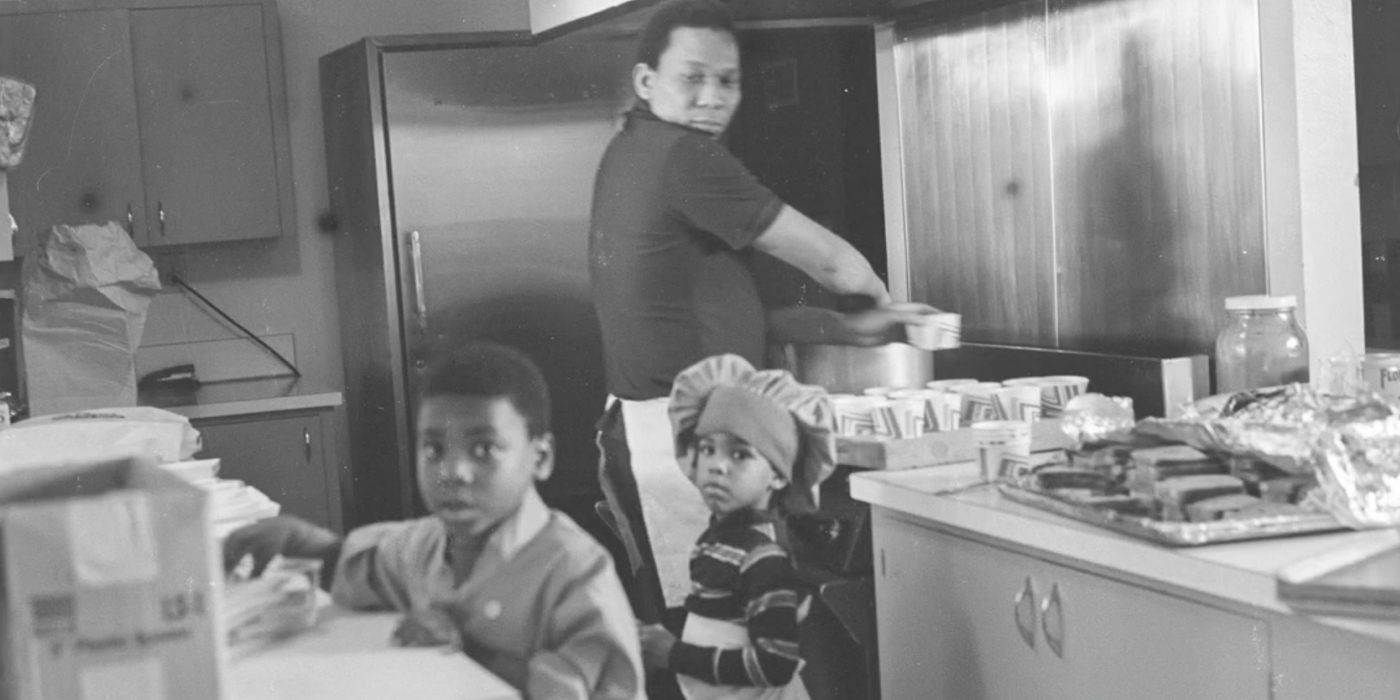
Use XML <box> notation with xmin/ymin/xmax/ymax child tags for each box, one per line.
<box><xmin>1013</xmin><ymin>576</ymin><xmax>1036</xmax><ymax>649</ymax></box>
<box><xmin>1040</xmin><ymin>583</ymin><xmax>1065</xmax><ymax>658</ymax></box>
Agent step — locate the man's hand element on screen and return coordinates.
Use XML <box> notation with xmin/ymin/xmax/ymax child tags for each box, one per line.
<box><xmin>392</xmin><ymin>608</ymin><xmax>463</xmax><ymax>649</ymax></box>
<box><xmin>638</xmin><ymin>623</ymin><xmax>677</xmax><ymax>671</ymax></box>
<box><xmin>222</xmin><ymin>516</ymin><xmax>341</xmax><ymax>577</ymax></box>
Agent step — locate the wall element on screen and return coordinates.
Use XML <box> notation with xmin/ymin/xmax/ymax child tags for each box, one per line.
<box><xmin>133</xmin><ymin>0</ymin><xmax>530</xmax><ymax>389</ymax></box>
<box><xmin>883</xmin><ymin>0</ymin><xmax>1362</xmax><ymax>371</ymax></box>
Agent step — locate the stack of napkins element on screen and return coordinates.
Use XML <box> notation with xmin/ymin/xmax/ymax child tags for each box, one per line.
<box><xmin>222</xmin><ymin>558</ymin><xmax>324</xmax><ymax>656</ymax></box>
<box><xmin>159</xmin><ymin>458</ymin><xmax>280</xmax><ymax>539</ymax></box>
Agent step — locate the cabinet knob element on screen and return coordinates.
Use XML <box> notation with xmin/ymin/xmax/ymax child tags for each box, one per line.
<box><xmin>1013</xmin><ymin>576</ymin><xmax>1037</xmax><ymax>649</ymax></box>
<box><xmin>1040</xmin><ymin>582</ymin><xmax>1065</xmax><ymax>658</ymax></box>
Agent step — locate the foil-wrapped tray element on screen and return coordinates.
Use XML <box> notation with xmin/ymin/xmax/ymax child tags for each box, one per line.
<box><xmin>998</xmin><ymin>482</ymin><xmax>1346</xmax><ymax>546</ymax></box>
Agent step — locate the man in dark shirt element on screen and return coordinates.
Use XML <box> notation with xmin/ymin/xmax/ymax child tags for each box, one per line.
<box><xmin>588</xmin><ymin>0</ymin><xmax>894</xmax><ymax>624</ymax></box>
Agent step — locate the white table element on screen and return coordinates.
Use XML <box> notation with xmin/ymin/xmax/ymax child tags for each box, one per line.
<box><xmin>228</xmin><ymin>609</ymin><xmax>520</xmax><ymax>700</ymax></box>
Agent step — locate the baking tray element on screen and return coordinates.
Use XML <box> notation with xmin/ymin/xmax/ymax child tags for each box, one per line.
<box><xmin>997</xmin><ymin>483</ymin><xmax>1347</xmax><ymax>546</ymax></box>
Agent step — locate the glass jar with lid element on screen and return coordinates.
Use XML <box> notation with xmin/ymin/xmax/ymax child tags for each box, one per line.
<box><xmin>1214</xmin><ymin>294</ymin><xmax>1310</xmax><ymax>393</ymax></box>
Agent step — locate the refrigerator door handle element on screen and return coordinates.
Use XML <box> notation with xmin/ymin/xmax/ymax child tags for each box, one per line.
<box><xmin>408</xmin><ymin>230</ymin><xmax>428</xmax><ymax>333</ymax></box>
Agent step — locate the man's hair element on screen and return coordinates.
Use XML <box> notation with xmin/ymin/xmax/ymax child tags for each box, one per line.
<box><xmin>634</xmin><ymin>0</ymin><xmax>736</xmax><ymax>68</ymax></box>
<box><xmin>419</xmin><ymin>342</ymin><xmax>552</xmax><ymax>438</ymax></box>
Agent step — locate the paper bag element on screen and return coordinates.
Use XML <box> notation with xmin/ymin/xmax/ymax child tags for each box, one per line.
<box><xmin>0</xmin><ymin>406</ymin><xmax>203</xmax><ymax>471</ymax></box>
<box><xmin>20</xmin><ymin>223</ymin><xmax>161</xmax><ymax>417</ymax></box>
<box><xmin>0</xmin><ymin>454</ymin><xmax>226</xmax><ymax>700</ymax></box>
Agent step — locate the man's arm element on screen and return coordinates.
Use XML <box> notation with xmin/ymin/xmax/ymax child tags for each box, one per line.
<box><xmin>752</xmin><ymin>205</ymin><xmax>890</xmax><ymax>305</ymax></box>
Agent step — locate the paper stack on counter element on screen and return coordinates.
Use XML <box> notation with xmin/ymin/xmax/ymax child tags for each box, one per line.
<box><xmin>222</xmin><ymin>558</ymin><xmax>324</xmax><ymax>658</ymax></box>
<box><xmin>159</xmin><ymin>458</ymin><xmax>281</xmax><ymax>539</ymax></box>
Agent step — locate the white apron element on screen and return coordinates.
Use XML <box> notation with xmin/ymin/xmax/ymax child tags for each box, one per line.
<box><xmin>614</xmin><ymin>396</ymin><xmax>712</xmax><ymax>609</ymax></box>
<box><xmin>676</xmin><ymin>614</ymin><xmax>813</xmax><ymax>700</ymax></box>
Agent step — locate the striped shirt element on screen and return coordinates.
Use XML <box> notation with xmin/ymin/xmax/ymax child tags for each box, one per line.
<box><xmin>670</xmin><ymin>509</ymin><xmax>804</xmax><ymax>687</ymax></box>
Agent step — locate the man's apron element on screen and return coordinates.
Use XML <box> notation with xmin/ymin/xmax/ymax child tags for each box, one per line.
<box><xmin>675</xmin><ymin>614</ymin><xmax>813</xmax><ymax>700</ymax></box>
<box><xmin>611</xmin><ymin>396</ymin><xmax>711</xmax><ymax>610</ymax></box>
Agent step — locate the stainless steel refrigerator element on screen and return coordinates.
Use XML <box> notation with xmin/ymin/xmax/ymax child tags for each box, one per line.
<box><xmin>321</xmin><ymin>32</ymin><xmax>634</xmax><ymax>527</ymax></box>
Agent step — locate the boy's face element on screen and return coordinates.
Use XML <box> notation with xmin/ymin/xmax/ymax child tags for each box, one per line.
<box><xmin>415</xmin><ymin>395</ymin><xmax>553</xmax><ymax>537</ymax></box>
<box><xmin>691</xmin><ymin>431</ymin><xmax>786</xmax><ymax>518</ymax></box>
<box><xmin>634</xmin><ymin>26</ymin><xmax>741</xmax><ymax>137</ymax></box>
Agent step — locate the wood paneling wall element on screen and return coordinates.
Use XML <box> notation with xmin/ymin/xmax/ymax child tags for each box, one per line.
<box><xmin>893</xmin><ymin>0</ymin><xmax>1267</xmax><ymax>356</ymax></box>
<box><xmin>896</xmin><ymin>2</ymin><xmax>1056</xmax><ymax>347</ymax></box>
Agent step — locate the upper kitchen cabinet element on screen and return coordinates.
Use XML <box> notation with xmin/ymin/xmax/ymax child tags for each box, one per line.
<box><xmin>0</xmin><ymin>10</ymin><xmax>148</xmax><ymax>247</ymax></box>
<box><xmin>0</xmin><ymin>0</ymin><xmax>294</xmax><ymax>251</ymax></box>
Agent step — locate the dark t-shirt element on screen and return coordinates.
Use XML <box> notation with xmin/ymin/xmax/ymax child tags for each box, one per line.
<box><xmin>589</xmin><ymin>108</ymin><xmax>783</xmax><ymax>400</ymax></box>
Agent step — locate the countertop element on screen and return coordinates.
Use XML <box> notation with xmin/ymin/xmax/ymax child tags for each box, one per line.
<box><xmin>229</xmin><ymin>609</ymin><xmax>519</xmax><ymax>700</ymax></box>
<box><xmin>139</xmin><ymin>376</ymin><xmax>343</xmax><ymax>421</ymax></box>
<box><xmin>850</xmin><ymin>463</ymin><xmax>1400</xmax><ymax>646</ymax></box>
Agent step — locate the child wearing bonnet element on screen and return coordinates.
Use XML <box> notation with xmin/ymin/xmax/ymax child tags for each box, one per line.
<box><xmin>638</xmin><ymin>354</ymin><xmax>835</xmax><ymax>700</ymax></box>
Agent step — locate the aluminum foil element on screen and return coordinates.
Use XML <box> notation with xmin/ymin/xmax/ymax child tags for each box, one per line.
<box><xmin>1170</xmin><ymin>384</ymin><xmax>1400</xmax><ymax>529</ymax></box>
<box><xmin>1059</xmin><ymin>393</ymin><xmax>1136</xmax><ymax>448</ymax></box>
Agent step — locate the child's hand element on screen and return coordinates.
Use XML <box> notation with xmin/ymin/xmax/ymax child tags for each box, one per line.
<box><xmin>391</xmin><ymin>608</ymin><xmax>463</xmax><ymax>649</ymax></box>
<box><xmin>222</xmin><ymin>516</ymin><xmax>341</xmax><ymax>576</ymax></box>
<box><xmin>637</xmin><ymin>623</ymin><xmax>677</xmax><ymax>670</ymax></box>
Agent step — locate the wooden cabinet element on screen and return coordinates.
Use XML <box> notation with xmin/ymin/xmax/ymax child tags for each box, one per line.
<box><xmin>0</xmin><ymin>0</ymin><xmax>293</xmax><ymax>251</ymax></box>
<box><xmin>0</xmin><ymin>10</ymin><xmax>148</xmax><ymax>246</ymax></box>
<box><xmin>1353</xmin><ymin>0</ymin><xmax>1400</xmax><ymax>166</ymax></box>
<box><xmin>872</xmin><ymin>511</ymin><xmax>1270</xmax><ymax>700</ymax></box>
<box><xmin>194</xmin><ymin>408</ymin><xmax>344</xmax><ymax>532</ymax></box>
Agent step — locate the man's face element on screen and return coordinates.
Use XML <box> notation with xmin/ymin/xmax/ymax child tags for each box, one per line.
<box><xmin>634</xmin><ymin>26</ymin><xmax>741</xmax><ymax>137</ymax></box>
<box><xmin>415</xmin><ymin>395</ymin><xmax>553</xmax><ymax>536</ymax></box>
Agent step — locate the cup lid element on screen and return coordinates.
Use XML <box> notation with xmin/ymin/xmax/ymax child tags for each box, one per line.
<box><xmin>1225</xmin><ymin>294</ymin><xmax>1297</xmax><ymax>311</ymax></box>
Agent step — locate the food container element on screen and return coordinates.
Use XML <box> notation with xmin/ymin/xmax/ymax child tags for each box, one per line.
<box><xmin>1362</xmin><ymin>353</ymin><xmax>1400</xmax><ymax>399</ymax></box>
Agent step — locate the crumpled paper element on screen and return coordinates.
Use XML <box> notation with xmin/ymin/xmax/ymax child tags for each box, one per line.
<box><xmin>1059</xmin><ymin>393</ymin><xmax>1137</xmax><ymax>448</ymax></box>
<box><xmin>0</xmin><ymin>76</ymin><xmax>36</xmax><ymax>169</ymax></box>
<box><xmin>21</xmin><ymin>223</ymin><xmax>161</xmax><ymax>417</ymax></box>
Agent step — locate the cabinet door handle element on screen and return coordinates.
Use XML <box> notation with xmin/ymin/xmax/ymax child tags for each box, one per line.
<box><xmin>408</xmin><ymin>230</ymin><xmax>428</xmax><ymax>333</ymax></box>
<box><xmin>1040</xmin><ymin>582</ymin><xmax>1065</xmax><ymax>658</ymax></box>
<box><xmin>304</xmin><ymin>428</ymin><xmax>311</xmax><ymax>463</ymax></box>
<box><xmin>126</xmin><ymin>203</ymin><xmax>134</xmax><ymax>233</ymax></box>
<box><xmin>1012</xmin><ymin>576</ymin><xmax>1037</xmax><ymax>649</ymax></box>
<box><xmin>158</xmin><ymin>201</ymin><xmax>166</xmax><ymax>236</ymax></box>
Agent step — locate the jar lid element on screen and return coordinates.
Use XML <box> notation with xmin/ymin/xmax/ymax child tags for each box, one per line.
<box><xmin>1225</xmin><ymin>294</ymin><xmax>1297</xmax><ymax>311</ymax></box>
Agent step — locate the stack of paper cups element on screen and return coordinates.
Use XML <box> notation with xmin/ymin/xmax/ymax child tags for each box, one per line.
<box><xmin>1004</xmin><ymin>375</ymin><xmax>1090</xmax><ymax>418</ymax></box>
<box><xmin>904</xmin><ymin>311</ymin><xmax>963</xmax><ymax>350</ymax></box>
<box><xmin>948</xmin><ymin>382</ymin><xmax>1002</xmax><ymax>427</ymax></box>
<box><xmin>992</xmin><ymin>385</ymin><xmax>1042</xmax><ymax>422</ymax></box>
<box><xmin>832</xmin><ymin>395</ymin><xmax>879</xmax><ymax>436</ymax></box>
<box><xmin>971</xmin><ymin>420</ymin><xmax>1033</xmax><ymax>482</ymax></box>
<box><xmin>872</xmin><ymin>397</ymin><xmax>927</xmax><ymax>438</ymax></box>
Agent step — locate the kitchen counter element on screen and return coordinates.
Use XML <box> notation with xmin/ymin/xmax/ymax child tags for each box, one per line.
<box><xmin>850</xmin><ymin>464</ymin><xmax>1400</xmax><ymax>645</ymax></box>
<box><xmin>139</xmin><ymin>376</ymin><xmax>343</xmax><ymax>420</ymax></box>
<box><xmin>852</xmin><ymin>464</ymin><xmax>1400</xmax><ymax>700</ymax></box>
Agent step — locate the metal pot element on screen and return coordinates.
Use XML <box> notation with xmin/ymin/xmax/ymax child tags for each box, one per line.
<box><xmin>772</xmin><ymin>342</ymin><xmax>934</xmax><ymax>394</ymax></box>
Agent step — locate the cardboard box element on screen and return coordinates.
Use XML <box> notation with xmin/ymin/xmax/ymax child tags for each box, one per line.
<box><xmin>0</xmin><ymin>455</ymin><xmax>226</xmax><ymax>700</ymax></box>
